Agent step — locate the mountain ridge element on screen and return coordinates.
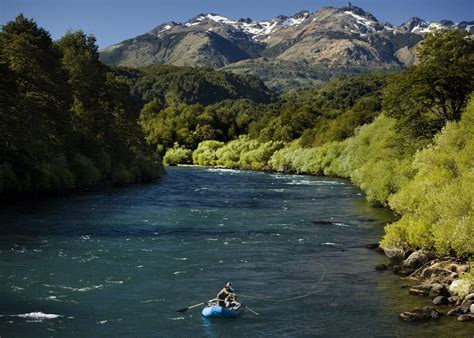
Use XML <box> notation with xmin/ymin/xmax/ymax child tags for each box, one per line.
<box><xmin>100</xmin><ymin>5</ymin><xmax>473</xmax><ymax>90</ymax></box>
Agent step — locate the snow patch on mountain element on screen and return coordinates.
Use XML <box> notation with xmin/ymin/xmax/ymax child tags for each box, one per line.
<box><xmin>181</xmin><ymin>12</ymin><xmax>306</xmax><ymax>39</ymax></box>
<box><xmin>283</xmin><ymin>17</ymin><xmax>306</xmax><ymax>26</ymax></box>
<box><xmin>206</xmin><ymin>14</ymin><xmax>235</xmax><ymax>25</ymax></box>
<box><xmin>344</xmin><ymin>11</ymin><xmax>377</xmax><ymax>32</ymax></box>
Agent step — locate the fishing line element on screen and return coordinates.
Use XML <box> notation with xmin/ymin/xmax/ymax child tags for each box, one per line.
<box><xmin>239</xmin><ymin>266</ymin><xmax>326</xmax><ymax>303</ymax></box>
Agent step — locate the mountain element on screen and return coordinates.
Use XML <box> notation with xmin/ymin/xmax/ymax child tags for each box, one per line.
<box><xmin>100</xmin><ymin>5</ymin><xmax>473</xmax><ymax>90</ymax></box>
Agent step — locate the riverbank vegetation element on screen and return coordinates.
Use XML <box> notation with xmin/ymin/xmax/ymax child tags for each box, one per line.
<box><xmin>0</xmin><ymin>16</ymin><xmax>273</xmax><ymax>198</ymax></box>
<box><xmin>1</xmin><ymin>15</ymin><xmax>472</xmax><ymax>260</ymax></box>
<box><xmin>0</xmin><ymin>15</ymin><xmax>164</xmax><ymax>197</ymax></box>
<box><xmin>159</xmin><ymin>30</ymin><xmax>473</xmax><ymax>258</ymax></box>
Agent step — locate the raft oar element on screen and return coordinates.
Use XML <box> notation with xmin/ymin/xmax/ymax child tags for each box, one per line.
<box><xmin>176</xmin><ymin>298</ymin><xmax>218</xmax><ymax>313</ymax></box>
<box><xmin>245</xmin><ymin>306</ymin><xmax>260</xmax><ymax>316</ymax></box>
<box><xmin>176</xmin><ymin>302</ymin><xmax>205</xmax><ymax>313</ymax></box>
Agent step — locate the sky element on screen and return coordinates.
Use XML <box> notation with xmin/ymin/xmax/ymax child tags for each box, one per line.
<box><xmin>1</xmin><ymin>0</ymin><xmax>473</xmax><ymax>48</ymax></box>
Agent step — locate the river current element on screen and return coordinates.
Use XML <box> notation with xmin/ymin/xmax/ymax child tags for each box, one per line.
<box><xmin>0</xmin><ymin>167</ymin><xmax>471</xmax><ymax>337</ymax></box>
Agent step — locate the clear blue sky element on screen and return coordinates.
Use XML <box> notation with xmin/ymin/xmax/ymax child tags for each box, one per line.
<box><xmin>1</xmin><ymin>0</ymin><xmax>473</xmax><ymax>48</ymax></box>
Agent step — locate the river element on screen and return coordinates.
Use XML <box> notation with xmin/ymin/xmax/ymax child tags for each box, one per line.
<box><xmin>0</xmin><ymin>166</ymin><xmax>471</xmax><ymax>337</ymax></box>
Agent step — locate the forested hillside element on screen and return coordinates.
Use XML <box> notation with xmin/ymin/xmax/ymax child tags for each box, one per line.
<box><xmin>0</xmin><ymin>15</ymin><xmax>163</xmax><ymax>198</ymax></box>
<box><xmin>113</xmin><ymin>65</ymin><xmax>274</xmax><ymax>107</ymax></box>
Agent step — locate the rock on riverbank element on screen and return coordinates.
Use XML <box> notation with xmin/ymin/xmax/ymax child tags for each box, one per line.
<box><xmin>368</xmin><ymin>245</ymin><xmax>473</xmax><ymax>322</ymax></box>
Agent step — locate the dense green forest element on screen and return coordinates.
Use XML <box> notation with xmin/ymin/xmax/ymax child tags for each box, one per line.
<box><xmin>0</xmin><ymin>16</ymin><xmax>273</xmax><ymax>198</ymax></box>
<box><xmin>0</xmin><ymin>15</ymin><xmax>164</xmax><ymax>197</ymax></box>
<box><xmin>161</xmin><ymin>30</ymin><xmax>474</xmax><ymax>257</ymax></box>
<box><xmin>113</xmin><ymin>64</ymin><xmax>274</xmax><ymax>107</ymax></box>
<box><xmin>113</xmin><ymin>65</ymin><xmax>275</xmax><ymax>152</ymax></box>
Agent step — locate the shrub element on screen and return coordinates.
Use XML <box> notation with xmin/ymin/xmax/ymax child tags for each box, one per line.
<box><xmin>339</xmin><ymin>115</ymin><xmax>417</xmax><ymax>205</ymax></box>
<box><xmin>238</xmin><ymin>140</ymin><xmax>285</xmax><ymax>170</ymax></box>
<box><xmin>0</xmin><ymin>163</ymin><xmax>17</xmax><ymax>194</ymax></box>
<box><xmin>382</xmin><ymin>99</ymin><xmax>474</xmax><ymax>255</ymax></box>
<box><xmin>134</xmin><ymin>152</ymin><xmax>164</xmax><ymax>181</ymax></box>
<box><xmin>111</xmin><ymin>163</ymin><xmax>132</xmax><ymax>185</ymax></box>
<box><xmin>70</xmin><ymin>154</ymin><xmax>101</xmax><ymax>186</ymax></box>
<box><xmin>163</xmin><ymin>144</ymin><xmax>193</xmax><ymax>165</ymax></box>
<box><xmin>192</xmin><ymin>140</ymin><xmax>225</xmax><ymax>166</ymax></box>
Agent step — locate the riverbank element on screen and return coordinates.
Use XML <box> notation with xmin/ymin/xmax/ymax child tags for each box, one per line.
<box><xmin>176</xmin><ymin>164</ymin><xmax>473</xmax><ymax>324</ymax></box>
<box><xmin>372</xmin><ymin>246</ymin><xmax>473</xmax><ymax>323</ymax></box>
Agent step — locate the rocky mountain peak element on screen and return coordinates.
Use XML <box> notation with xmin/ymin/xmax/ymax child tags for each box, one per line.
<box><xmin>400</xmin><ymin>17</ymin><xmax>428</xmax><ymax>32</ymax></box>
<box><xmin>293</xmin><ymin>10</ymin><xmax>310</xmax><ymax>20</ymax></box>
<box><xmin>339</xmin><ymin>4</ymin><xmax>379</xmax><ymax>22</ymax></box>
<box><xmin>100</xmin><ymin>4</ymin><xmax>471</xmax><ymax>90</ymax></box>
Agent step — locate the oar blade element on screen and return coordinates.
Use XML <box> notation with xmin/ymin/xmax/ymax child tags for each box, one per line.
<box><xmin>245</xmin><ymin>306</ymin><xmax>260</xmax><ymax>316</ymax></box>
<box><xmin>176</xmin><ymin>301</ymin><xmax>205</xmax><ymax>313</ymax></box>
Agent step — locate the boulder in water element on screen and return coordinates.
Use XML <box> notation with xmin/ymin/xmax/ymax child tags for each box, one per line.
<box><xmin>401</xmin><ymin>250</ymin><xmax>433</xmax><ymax>271</ymax></box>
<box><xmin>365</xmin><ymin>243</ymin><xmax>379</xmax><ymax>250</ymax></box>
<box><xmin>433</xmin><ymin>296</ymin><xmax>449</xmax><ymax>305</ymax></box>
<box><xmin>311</xmin><ymin>220</ymin><xmax>332</xmax><ymax>225</ymax></box>
<box><xmin>409</xmin><ymin>283</ymin><xmax>449</xmax><ymax>297</ymax></box>
<box><xmin>383</xmin><ymin>247</ymin><xmax>405</xmax><ymax>264</ymax></box>
<box><xmin>460</xmin><ymin>299</ymin><xmax>473</xmax><ymax>313</ymax></box>
<box><xmin>457</xmin><ymin>314</ymin><xmax>474</xmax><ymax>322</ymax></box>
<box><xmin>399</xmin><ymin>306</ymin><xmax>441</xmax><ymax>321</ymax></box>
<box><xmin>447</xmin><ymin>307</ymin><xmax>463</xmax><ymax>316</ymax></box>
<box><xmin>421</xmin><ymin>265</ymin><xmax>456</xmax><ymax>280</ymax></box>
<box><xmin>448</xmin><ymin>296</ymin><xmax>459</xmax><ymax>304</ymax></box>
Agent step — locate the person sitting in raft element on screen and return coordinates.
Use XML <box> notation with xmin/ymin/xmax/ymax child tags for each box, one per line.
<box><xmin>225</xmin><ymin>293</ymin><xmax>237</xmax><ymax>308</ymax></box>
<box><xmin>217</xmin><ymin>282</ymin><xmax>236</xmax><ymax>307</ymax></box>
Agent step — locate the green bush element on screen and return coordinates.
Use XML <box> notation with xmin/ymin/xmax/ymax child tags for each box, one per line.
<box><xmin>93</xmin><ymin>151</ymin><xmax>111</xmax><ymax>178</ymax></box>
<box><xmin>238</xmin><ymin>139</ymin><xmax>285</xmax><ymax>170</ymax></box>
<box><xmin>134</xmin><ymin>152</ymin><xmax>164</xmax><ymax>181</ymax></box>
<box><xmin>35</xmin><ymin>157</ymin><xmax>75</xmax><ymax>191</ymax></box>
<box><xmin>0</xmin><ymin>163</ymin><xmax>17</xmax><ymax>194</ymax></box>
<box><xmin>382</xmin><ymin>98</ymin><xmax>474</xmax><ymax>255</ymax></box>
<box><xmin>163</xmin><ymin>144</ymin><xmax>193</xmax><ymax>165</ymax></box>
<box><xmin>267</xmin><ymin>140</ymin><xmax>348</xmax><ymax>177</ymax></box>
<box><xmin>111</xmin><ymin>163</ymin><xmax>133</xmax><ymax>185</ymax></box>
<box><xmin>340</xmin><ymin>115</ymin><xmax>417</xmax><ymax>205</ymax></box>
<box><xmin>215</xmin><ymin>136</ymin><xmax>258</xmax><ymax>168</ymax></box>
<box><xmin>70</xmin><ymin>154</ymin><xmax>101</xmax><ymax>186</ymax></box>
<box><xmin>192</xmin><ymin>140</ymin><xmax>225</xmax><ymax>166</ymax></box>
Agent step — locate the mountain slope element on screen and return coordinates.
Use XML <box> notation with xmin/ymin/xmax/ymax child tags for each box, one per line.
<box><xmin>100</xmin><ymin>5</ymin><xmax>472</xmax><ymax>90</ymax></box>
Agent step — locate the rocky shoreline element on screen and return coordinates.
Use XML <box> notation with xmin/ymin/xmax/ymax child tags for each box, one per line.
<box><xmin>370</xmin><ymin>246</ymin><xmax>473</xmax><ymax>323</ymax></box>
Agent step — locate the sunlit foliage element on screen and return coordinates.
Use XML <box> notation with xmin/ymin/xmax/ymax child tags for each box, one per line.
<box><xmin>382</xmin><ymin>98</ymin><xmax>474</xmax><ymax>255</ymax></box>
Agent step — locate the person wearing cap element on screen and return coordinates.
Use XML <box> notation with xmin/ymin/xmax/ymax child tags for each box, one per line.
<box><xmin>217</xmin><ymin>282</ymin><xmax>236</xmax><ymax>307</ymax></box>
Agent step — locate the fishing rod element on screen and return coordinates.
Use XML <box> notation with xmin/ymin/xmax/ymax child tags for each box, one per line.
<box><xmin>239</xmin><ymin>266</ymin><xmax>326</xmax><ymax>302</ymax></box>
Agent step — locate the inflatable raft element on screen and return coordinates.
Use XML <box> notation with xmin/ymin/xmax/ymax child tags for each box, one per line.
<box><xmin>201</xmin><ymin>301</ymin><xmax>244</xmax><ymax>318</ymax></box>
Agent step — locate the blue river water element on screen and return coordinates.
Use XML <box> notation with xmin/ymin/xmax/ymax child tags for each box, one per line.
<box><xmin>0</xmin><ymin>166</ymin><xmax>472</xmax><ymax>337</ymax></box>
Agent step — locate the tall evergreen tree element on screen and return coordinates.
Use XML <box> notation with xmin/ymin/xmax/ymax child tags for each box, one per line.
<box><xmin>0</xmin><ymin>14</ymin><xmax>70</xmax><ymax>170</ymax></box>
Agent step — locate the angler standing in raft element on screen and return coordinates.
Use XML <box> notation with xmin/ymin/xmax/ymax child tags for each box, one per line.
<box><xmin>217</xmin><ymin>282</ymin><xmax>236</xmax><ymax>307</ymax></box>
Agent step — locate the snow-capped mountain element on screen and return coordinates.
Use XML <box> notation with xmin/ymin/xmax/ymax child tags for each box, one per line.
<box><xmin>100</xmin><ymin>5</ymin><xmax>473</xmax><ymax>90</ymax></box>
<box><xmin>398</xmin><ymin>16</ymin><xmax>473</xmax><ymax>34</ymax></box>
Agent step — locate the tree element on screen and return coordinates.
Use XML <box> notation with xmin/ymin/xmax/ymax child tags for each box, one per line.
<box><xmin>0</xmin><ymin>14</ymin><xmax>70</xmax><ymax>163</ymax></box>
<box><xmin>383</xmin><ymin>29</ymin><xmax>474</xmax><ymax>137</ymax></box>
